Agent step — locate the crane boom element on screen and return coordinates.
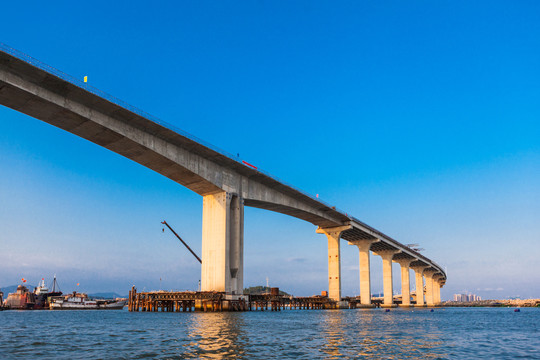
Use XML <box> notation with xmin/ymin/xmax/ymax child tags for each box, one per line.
<box><xmin>161</xmin><ymin>220</ymin><xmax>202</xmax><ymax>264</ymax></box>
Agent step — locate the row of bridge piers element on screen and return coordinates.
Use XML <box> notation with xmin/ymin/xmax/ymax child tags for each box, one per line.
<box><xmin>319</xmin><ymin>226</ymin><xmax>445</xmax><ymax>308</ymax></box>
<box><xmin>197</xmin><ymin>193</ymin><xmax>445</xmax><ymax>309</ymax></box>
<box><xmin>198</xmin><ymin>193</ymin><xmax>445</xmax><ymax>307</ymax></box>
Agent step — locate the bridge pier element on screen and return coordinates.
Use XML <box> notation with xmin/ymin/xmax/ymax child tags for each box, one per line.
<box><xmin>423</xmin><ymin>269</ymin><xmax>437</xmax><ymax>306</ymax></box>
<box><xmin>396</xmin><ymin>259</ymin><xmax>413</xmax><ymax>307</ymax></box>
<box><xmin>348</xmin><ymin>239</ymin><xmax>379</xmax><ymax>307</ymax></box>
<box><xmin>438</xmin><ymin>279</ymin><xmax>446</xmax><ymax>304</ymax></box>
<box><xmin>374</xmin><ymin>250</ymin><xmax>399</xmax><ymax>308</ymax></box>
<box><xmin>201</xmin><ymin>192</ymin><xmax>244</xmax><ymax>295</ymax></box>
<box><xmin>411</xmin><ymin>265</ymin><xmax>427</xmax><ymax>307</ymax></box>
<box><xmin>433</xmin><ymin>274</ymin><xmax>443</xmax><ymax>305</ymax></box>
<box><xmin>316</xmin><ymin>225</ymin><xmax>351</xmax><ymax>306</ymax></box>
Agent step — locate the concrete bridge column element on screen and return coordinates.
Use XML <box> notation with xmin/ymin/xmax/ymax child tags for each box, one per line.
<box><xmin>395</xmin><ymin>259</ymin><xmax>413</xmax><ymax>307</ymax></box>
<box><xmin>374</xmin><ymin>250</ymin><xmax>400</xmax><ymax>308</ymax></box>
<box><xmin>439</xmin><ymin>280</ymin><xmax>446</xmax><ymax>304</ymax></box>
<box><xmin>317</xmin><ymin>225</ymin><xmax>352</xmax><ymax>305</ymax></box>
<box><xmin>433</xmin><ymin>275</ymin><xmax>443</xmax><ymax>305</ymax></box>
<box><xmin>348</xmin><ymin>239</ymin><xmax>379</xmax><ymax>307</ymax></box>
<box><xmin>434</xmin><ymin>281</ymin><xmax>441</xmax><ymax>305</ymax></box>
<box><xmin>201</xmin><ymin>192</ymin><xmax>244</xmax><ymax>295</ymax></box>
<box><xmin>423</xmin><ymin>269</ymin><xmax>437</xmax><ymax>306</ymax></box>
<box><xmin>411</xmin><ymin>266</ymin><xmax>427</xmax><ymax>307</ymax></box>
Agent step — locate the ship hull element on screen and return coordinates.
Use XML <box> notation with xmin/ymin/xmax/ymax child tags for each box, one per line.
<box><xmin>49</xmin><ymin>300</ymin><xmax>127</xmax><ymax>310</ymax></box>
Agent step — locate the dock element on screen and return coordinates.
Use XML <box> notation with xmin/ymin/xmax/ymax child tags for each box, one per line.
<box><xmin>128</xmin><ymin>287</ymin><xmax>338</xmax><ymax>312</ymax></box>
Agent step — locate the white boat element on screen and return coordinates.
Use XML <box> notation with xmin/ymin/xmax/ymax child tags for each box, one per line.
<box><xmin>49</xmin><ymin>291</ymin><xmax>127</xmax><ymax>310</ymax></box>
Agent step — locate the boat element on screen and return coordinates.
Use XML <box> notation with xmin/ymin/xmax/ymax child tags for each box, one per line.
<box><xmin>49</xmin><ymin>291</ymin><xmax>127</xmax><ymax>310</ymax></box>
<box><xmin>33</xmin><ymin>276</ymin><xmax>63</xmax><ymax>309</ymax></box>
<box><xmin>5</xmin><ymin>285</ymin><xmax>36</xmax><ymax>310</ymax></box>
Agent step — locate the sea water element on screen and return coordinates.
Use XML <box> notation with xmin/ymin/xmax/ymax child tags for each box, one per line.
<box><xmin>1</xmin><ymin>307</ymin><xmax>539</xmax><ymax>359</ymax></box>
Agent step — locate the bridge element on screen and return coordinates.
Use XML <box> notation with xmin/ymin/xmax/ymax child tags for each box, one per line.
<box><xmin>0</xmin><ymin>44</ymin><xmax>446</xmax><ymax>308</ymax></box>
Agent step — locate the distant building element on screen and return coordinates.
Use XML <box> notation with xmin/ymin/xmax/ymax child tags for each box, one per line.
<box><xmin>453</xmin><ymin>293</ymin><xmax>481</xmax><ymax>302</ymax></box>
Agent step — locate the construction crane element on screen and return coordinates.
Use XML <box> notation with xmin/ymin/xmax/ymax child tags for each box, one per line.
<box><xmin>161</xmin><ymin>220</ymin><xmax>202</xmax><ymax>264</ymax></box>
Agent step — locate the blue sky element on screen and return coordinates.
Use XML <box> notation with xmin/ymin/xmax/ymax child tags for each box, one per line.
<box><xmin>1</xmin><ymin>1</ymin><xmax>539</xmax><ymax>299</ymax></box>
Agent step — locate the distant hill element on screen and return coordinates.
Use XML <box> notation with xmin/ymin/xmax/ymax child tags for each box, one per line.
<box><xmin>1</xmin><ymin>284</ymin><xmax>36</xmax><ymax>295</ymax></box>
<box><xmin>243</xmin><ymin>286</ymin><xmax>290</xmax><ymax>296</ymax></box>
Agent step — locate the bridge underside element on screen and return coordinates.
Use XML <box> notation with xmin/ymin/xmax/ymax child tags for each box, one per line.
<box><xmin>243</xmin><ymin>198</ymin><xmax>342</xmax><ymax>228</ymax></box>
<box><xmin>0</xmin><ymin>75</ymin><xmax>224</xmax><ymax>196</ymax></box>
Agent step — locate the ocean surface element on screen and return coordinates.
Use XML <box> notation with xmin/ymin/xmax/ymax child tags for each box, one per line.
<box><xmin>1</xmin><ymin>307</ymin><xmax>538</xmax><ymax>359</ymax></box>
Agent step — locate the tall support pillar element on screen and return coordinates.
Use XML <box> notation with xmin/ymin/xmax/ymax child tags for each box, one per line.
<box><xmin>374</xmin><ymin>250</ymin><xmax>400</xmax><ymax>308</ymax></box>
<box><xmin>395</xmin><ymin>258</ymin><xmax>413</xmax><ymax>307</ymax></box>
<box><xmin>433</xmin><ymin>275</ymin><xmax>443</xmax><ymax>305</ymax></box>
<box><xmin>411</xmin><ymin>266</ymin><xmax>427</xmax><ymax>307</ymax></box>
<box><xmin>201</xmin><ymin>192</ymin><xmax>244</xmax><ymax>295</ymax></box>
<box><xmin>316</xmin><ymin>225</ymin><xmax>352</xmax><ymax>305</ymax></box>
<box><xmin>438</xmin><ymin>280</ymin><xmax>446</xmax><ymax>304</ymax></box>
<box><xmin>423</xmin><ymin>269</ymin><xmax>437</xmax><ymax>307</ymax></box>
<box><xmin>435</xmin><ymin>281</ymin><xmax>441</xmax><ymax>305</ymax></box>
<box><xmin>348</xmin><ymin>238</ymin><xmax>380</xmax><ymax>307</ymax></box>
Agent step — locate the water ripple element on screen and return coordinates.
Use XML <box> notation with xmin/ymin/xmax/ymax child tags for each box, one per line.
<box><xmin>0</xmin><ymin>308</ymin><xmax>539</xmax><ymax>359</ymax></box>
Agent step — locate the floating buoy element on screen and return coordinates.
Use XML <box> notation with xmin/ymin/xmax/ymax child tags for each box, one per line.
<box><xmin>430</xmin><ymin>309</ymin><xmax>434</xmax><ymax>312</ymax></box>
<box><xmin>514</xmin><ymin>308</ymin><xmax>520</xmax><ymax>312</ymax></box>
<box><xmin>385</xmin><ymin>309</ymin><xmax>390</xmax><ymax>312</ymax></box>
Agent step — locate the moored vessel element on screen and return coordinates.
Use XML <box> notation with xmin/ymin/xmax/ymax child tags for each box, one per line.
<box><xmin>33</xmin><ymin>276</ymin><xmax>63</xmax><ymax>309</ymax></box>
<box><xmin>49</xmin><ymin>291</ymin><xmax>127</xmax><ymax>310</ymax></box>
<box><xmin>5</xmin><ymin>285</ymin><xmax>36</xmax><ymax>310</ymax></box>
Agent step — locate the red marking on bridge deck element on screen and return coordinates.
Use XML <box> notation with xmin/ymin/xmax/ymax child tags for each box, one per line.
<box><xmin>242</xmin><ymin>161</ymin><xmax>257</xmax><ymax>170</ymax></box>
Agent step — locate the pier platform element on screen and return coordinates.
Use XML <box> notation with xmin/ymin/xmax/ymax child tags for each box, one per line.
<box><xmin>128</xmin><ymin>287</ymin><xmax>338</xmax><ymax>312</ymax></box>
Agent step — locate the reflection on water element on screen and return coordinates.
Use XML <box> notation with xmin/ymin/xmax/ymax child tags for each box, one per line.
<box><xmin>318</xmin><ymin>310</ymin><xmax>446</xmax><ymax>359</ymax></box>
<box><xmin>360</xmin><ymin>310</ymin><xmax>445</xmax><ymax>359</ymax></box>
<box><xmin>320</xmin><ymin>311</ymin><xmax>347</xmax><ymax>358</ymax></box>
<box><xmin>0</xmin><ymin>308</ymin><xmax>538</xmax><ymax>359</ymax></box>
<box><xmin>186</xmin><ymin>313</ymin><xmax>247</xmax><ymax>358</ymax></box>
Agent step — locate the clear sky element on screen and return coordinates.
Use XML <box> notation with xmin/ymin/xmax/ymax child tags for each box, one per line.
<box><xmin>1</xmin><ymin>1</ymin><xmax>539</xmax><ymax>300</ymax></box>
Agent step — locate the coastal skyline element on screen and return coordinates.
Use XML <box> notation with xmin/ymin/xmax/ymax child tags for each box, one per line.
<box><xmin>1</xmin><ymin>1</ymin><xmax>539</xmax><ymax>300</ymax></box>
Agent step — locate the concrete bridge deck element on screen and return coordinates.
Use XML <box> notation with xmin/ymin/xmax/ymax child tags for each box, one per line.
<box><xmin>0</xmin><ymin>44</ymin><xmax>446</xmax><ymax>307</ymax></box>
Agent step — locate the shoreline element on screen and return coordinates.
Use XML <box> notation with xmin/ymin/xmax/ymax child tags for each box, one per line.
<box><xmin>443</xmin><ymin>299</ymin><xmax>540</xmax><ymax>307</ymax></box>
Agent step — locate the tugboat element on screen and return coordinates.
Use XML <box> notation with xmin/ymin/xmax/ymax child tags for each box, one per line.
<box><xmin>49</xmin><ymin>291</ymin><xmax>127</xmax><ymax>310</ymax></box>
<box><xmin>5</xmin><ymin>284</ymin><xmax>36</xmax><ymax>310</ymax></box>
